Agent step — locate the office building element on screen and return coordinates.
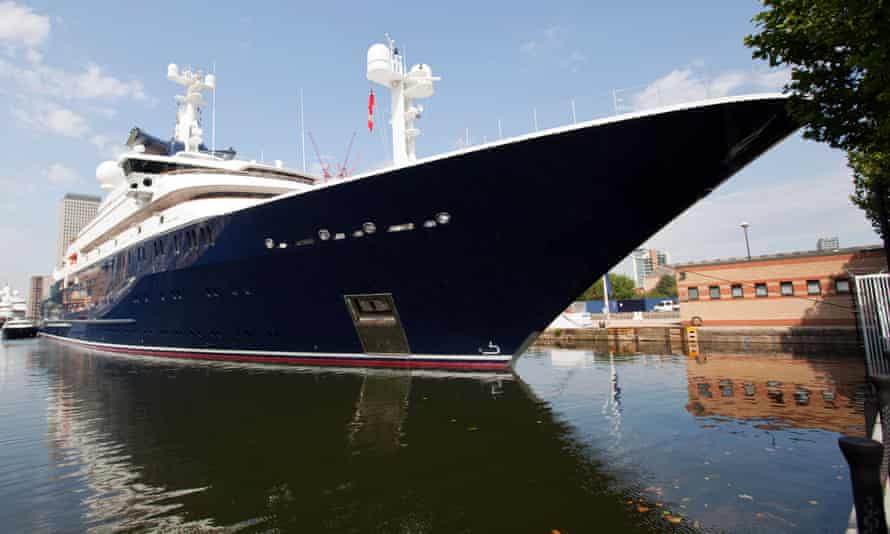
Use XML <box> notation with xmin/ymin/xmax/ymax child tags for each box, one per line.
<box><xmin>816</xmin><ymin>237</ymin><xmax>840</xmax><ymax>251</ymax></box>
<box><xmin>631</xmin><ymin>248</ymin><xmax>671</xmax><ymax>288</ymax></box>
<box><xmin>27</xmin><ymin>275</ymin><xmax>52</xmax><ymax>319</ymax></box>
<box><xmin>57</xmin><ymin>193</ymin><xmax>100</xmax><ymax>266</ymax></box>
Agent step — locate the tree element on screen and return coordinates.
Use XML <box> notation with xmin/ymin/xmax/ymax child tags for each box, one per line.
<box><xmin>745</xmin><ymin>1</ymin><xmax>890</xmax><ymax>263</ymax></box>
<box><xmin>647</xmin><ymin>274</ymin><xmax>677</xmax><ymax>298</ymax></box>
<box><xmin>580</xmin><ymin>273</ymin><xmax>637</xmax><ymax>301</ymax></box>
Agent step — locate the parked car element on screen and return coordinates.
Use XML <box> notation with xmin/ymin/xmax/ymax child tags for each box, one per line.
<box><xmin>653</xmin><ymin>300</ymin><xmax>679</xmax><ymax>312</ymax></box>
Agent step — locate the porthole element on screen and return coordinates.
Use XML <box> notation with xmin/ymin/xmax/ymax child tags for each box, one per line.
<box><xmin>296</xmin><ymin>238</ymin><xmax>314</xmax><ymax>247</ymax></box>
<box><xmin>435</xmin><ymin>212</ymin><xmax>451</xmax><ymax>225</ymax></box>
<box><xmin>334</xmin><ymin>232</ymin><xmax>346</xmax><ymax>240</ymax></box>
<box><xmin>363</xmin><ymin>222</ymin><xmax>376</xmax><ymax>234</ymax></box>
<box><xmin>264</xmin><ymin>238</ymin><xmax>275</xmax><ymax>249</ymax></box>
<box><xmin>387</xmin><ymin>223</ymin><xmax>415</xmax><ymax>233</ymax></box>
<box><xmin>353</xmin><ymin>230</ymin><xmax>364</xmax><ymax>238</ymax></box>
<box><xmin>278</xmin><ymin>242</ymin><xmax>288</xmax><ymax>249</ymax></box>
<box><xmin>423</xmin><ymin>220</ymin><xmax>436</xmax><ymax>228</ymax></box>
<box><xmin>143</xmin><ymin>178</ymin><xmax>152</xmax><ymax>187</ymax></box>
<box><xmin>318</xmin><ymin>229</ymin><xmax>331</xmax><ymax>241</ymax></box>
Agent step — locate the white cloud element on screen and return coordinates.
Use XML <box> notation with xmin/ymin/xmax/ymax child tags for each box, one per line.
<box><xmin>46</xmin><ymin>162</ymin><xmax>79</xmax><ymax>185</ymax></box>
<box><xmin>0</xmin><ymin>57</ymin><xmax>146</xmax><ymax>101</ymax></box>
<box><xmin>631</xmin><ymin>64</ymin><xmax>790</xmax><ymax>110</ymax></box>
<box><xmin>0</xmin><ymin>1</ymin><xmax>50</xmax><ymax>49</ymax></box>
<box><xmin>559</xmin><ymin>49</ymin><xmax>587</xmax><ymax>73</ymax></box>
<box><xmin>12</xmin><ymin>99</ymin><xmax>89</xmax><ymax>137</ymax></box>
<box><xmin>71</xmin><ymin>64</ymin><xmax>145</xmax><ymax>100</ymax></box>
<box><xmin>89</xmin><ymin>133</ymin><xmax>125</xmax><ymax>159</ymax></box>
<box><xmin>519</xmin><ymin>41</ymin><xmax>538</xmax><ymax>57</ymax></box>
<box><xmin>520</xmin><ymin>25</ymin><xmax>586</xmax><ymax>72</ymax></box>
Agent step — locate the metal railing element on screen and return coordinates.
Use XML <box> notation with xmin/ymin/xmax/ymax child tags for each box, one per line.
<box><xmin>855</xmin><ymin>273</ymin><xmax>890</xmax><ymax>376</ymax></box>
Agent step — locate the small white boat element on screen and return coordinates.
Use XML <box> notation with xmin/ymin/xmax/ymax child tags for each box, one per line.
<box><xmin>2</xmin><ymin>318</ymin><xmax>38</xmax><ymax>340</ymax></box>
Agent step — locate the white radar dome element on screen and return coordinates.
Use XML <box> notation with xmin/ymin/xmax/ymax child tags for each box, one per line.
<box><xmin>367</xmin><ymin>43</ymin><xmax>397</xmax><ymax>85</ymax></box>
<box><xmin>96</xmin><ymin>160</ymin><xmax>124</xmax><ymax>191</ymax></box>
<box><xmin>167</xmin><ymin>63</ymin><xmax>178</xmax><ymax>78</ymax></box>
<box><xmin>405</xmin><ymin>63</ymin><xmax>434</xmax><ymax>99</ymax></box>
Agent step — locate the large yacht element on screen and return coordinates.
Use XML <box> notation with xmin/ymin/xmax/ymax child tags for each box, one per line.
<box><xmin>41</xmin><ymin>37</ymin><xmax>798</xmax><ymax>369</ymax></box>
<box><xmin>0</xmin><ymin>285</ymin><xmax>28</xmax><ymax>326</ymax></box>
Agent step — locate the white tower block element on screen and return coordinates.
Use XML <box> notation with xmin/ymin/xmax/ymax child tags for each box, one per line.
<box><xmin>167</xmin><ymin>63</ymin><xmax>215</xmax><ymax>153</ymax></box>
<box><xmin>367</xmin><ymin>37</ymin><xmax>439</xmax><ymax>167</ymax></box>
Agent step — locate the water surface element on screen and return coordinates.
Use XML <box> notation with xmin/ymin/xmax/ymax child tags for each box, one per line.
<box><xmin>0</xmin><ymin>340</ymin><xmax>866</xmax><ymax>532</ymax></box>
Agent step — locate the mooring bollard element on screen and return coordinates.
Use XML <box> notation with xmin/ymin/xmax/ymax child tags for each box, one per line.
<box><xmin>838</xmin><ymin>436</ymin><xmax>888</xmax><ymax>534</ymax></box>
<box><xmin>869</xmin><ymin>374</ymin><xmax>890</xmax><ymax>484</ymax></box>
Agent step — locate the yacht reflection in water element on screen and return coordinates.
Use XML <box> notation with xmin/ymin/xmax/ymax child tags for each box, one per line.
<box><xmin>685</xmin><ymin>353</ymin><xmax>866</xmax><ymax>435</ymax></box>
<box><xmin>33</xmin><ymin>342</ymin><xmax>665</xmax><ymax>533</ymax></box>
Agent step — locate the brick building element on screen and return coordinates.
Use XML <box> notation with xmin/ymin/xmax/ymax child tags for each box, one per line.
<box><xmin>674</xmin><ymin>245</ymin><xmax>886</xmax><ymax>327</ymax></box>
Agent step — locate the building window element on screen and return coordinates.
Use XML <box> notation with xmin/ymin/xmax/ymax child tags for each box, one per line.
<box><xmin>780</xmin><ymin>281</ymin><xmax>794</xmax><ymax>296</ymax></box>
<box><xmin>709</xmin><ymin>286</ymin><xmax>721</xmax><ymax>299</ymax></box>
<box><xmin>836</xmin><ymin>279</ymin><xmax>851</xmax><ymax>294</ymax></box>
<box><xmin>755</xmin><ymin>283</ymin><xmax>768</xmax><ymax>297</ymax></box>
<box><xmin>731</xmin><ymin>284</ymin><xmax>743</xmax><ymax>298</ymax></box>
<box><xmin>807</xmin><ymin>280</ymin><xmax>821</xmax><ymax>295</ymax></box>
<box><xmin>688</xmin><ymin>287</ymin><xmax>699</xmax><ymax>300</ymax></box>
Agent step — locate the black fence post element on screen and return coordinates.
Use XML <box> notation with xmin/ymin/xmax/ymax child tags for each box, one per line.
<box><xmin>870</xmin><ymin>375</ymin><xmax>890</xmax><ymax>485</ymax></box>
<box><xmin>839</xmin><ymin>436</ymin><xmax>888</xmax><ymax>534</ymax></box>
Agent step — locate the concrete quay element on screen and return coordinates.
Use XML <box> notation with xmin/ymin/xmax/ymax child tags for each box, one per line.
<box><xmin>537</xmin><ymin>323</ymin><xmax>863</xmax><ymax>355</ymax></box>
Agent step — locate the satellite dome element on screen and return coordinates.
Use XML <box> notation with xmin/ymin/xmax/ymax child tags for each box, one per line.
<box><xmin>96</xmin><ymin>160</ymin><xmax>124</xmax><ymax>190</ymax></box>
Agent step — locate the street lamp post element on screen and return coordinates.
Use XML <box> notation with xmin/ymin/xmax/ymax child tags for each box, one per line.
<box><xmin>740</xmin><ymin>222</ymin><xmax>751</xmax><ymax>260</ymax></box>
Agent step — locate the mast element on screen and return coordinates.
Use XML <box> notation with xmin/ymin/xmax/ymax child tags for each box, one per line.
<box><xmin>167</xmin><ymin>63</ymin><xmax>215</xmax><ymax>153</ymax></box>
<box><xmin>366</xmin><ymin>35</ymin><xmax>439</xmax><ymax>167</ymax></box>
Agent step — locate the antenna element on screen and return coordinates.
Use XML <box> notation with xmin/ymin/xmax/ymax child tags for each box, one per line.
<box><xmin>300</xmin><ymin>89</ymin><xmax>306</xmax><ymax>172</ymax></box>
<box><xmin>211</xmin><ymin>62</ymin><xmax>216</xmax><ymax>153</ymax></box>
<box><xmin>308</xmin><ymin>131</ymin><xmax>331</xmax><ymax>179</ymax></box>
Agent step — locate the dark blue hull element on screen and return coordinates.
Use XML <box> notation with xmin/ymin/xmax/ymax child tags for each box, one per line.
<box><xmin>42</xmin><ymin>97</ymin><xmax>797</xmax><ymax>368</ymax></box>
<box><xmin>3</xmin><ymin>326</ymin><xmax>38</xmax><ymax>339</ymax></box>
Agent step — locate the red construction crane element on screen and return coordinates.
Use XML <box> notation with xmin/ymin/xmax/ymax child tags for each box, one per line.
<box><xmin>336</xmin><ymin>131</ymin><xmax>357</xmax><ymax>178</ymax></box>
<box><xmin>307</xmin><ymin>131</ymin><xmax>332</xmax><ymax>180</ymax></box>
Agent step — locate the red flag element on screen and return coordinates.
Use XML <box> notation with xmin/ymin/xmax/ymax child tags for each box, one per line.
<box><xmin>367</xmin><ymin>89</ymin><xmax>375</xmax><ymax>132</ymax></box>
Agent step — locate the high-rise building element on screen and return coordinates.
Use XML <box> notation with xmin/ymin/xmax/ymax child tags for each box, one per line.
<box><xmin>817</xmin><ymin>237</ymin><xmax>840</xmax><ymax>251</ymax></box>
<box><xmin>57</xmin><ymin>193</ymin><xmax>101</xmax><ymax>266</ymax></box>
<box><xmin>631</xmin><ymin>247</ymin><xmax>671</xmax><ymax>288</ymax></box>
<box><xmin>28</xmin><ymin>275</ymin><xmax>52</xmax><ymax>319</ymax></box>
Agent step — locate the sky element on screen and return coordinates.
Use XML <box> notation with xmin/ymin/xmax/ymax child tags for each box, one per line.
<box><xmin>0</xmin><ymin>0</ymin><xmax>880</xmax><ymax>295</ymax></box>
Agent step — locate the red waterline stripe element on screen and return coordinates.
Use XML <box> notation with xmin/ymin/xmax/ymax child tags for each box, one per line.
<box><xmin>40</xmin><ymin>334</ymin><xmax>511</xmax><ymax>370</ymax></box>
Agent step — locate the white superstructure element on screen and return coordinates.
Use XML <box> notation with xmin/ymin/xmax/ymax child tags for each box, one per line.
<box><xmin>54</xmin><ymin>65</ymin><xmax>317</xmax><ymax>287</ymax></box>
<box><xmin>0</xmin><ymin>286</ymin><xmax>27</xmax><ymax>321</ymax></box>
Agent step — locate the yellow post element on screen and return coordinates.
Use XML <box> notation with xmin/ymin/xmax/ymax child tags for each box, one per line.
<box><xmin>685</xmin><ymin>326</ymin><xmax>699</xmax><ymax>357</ymax></box>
